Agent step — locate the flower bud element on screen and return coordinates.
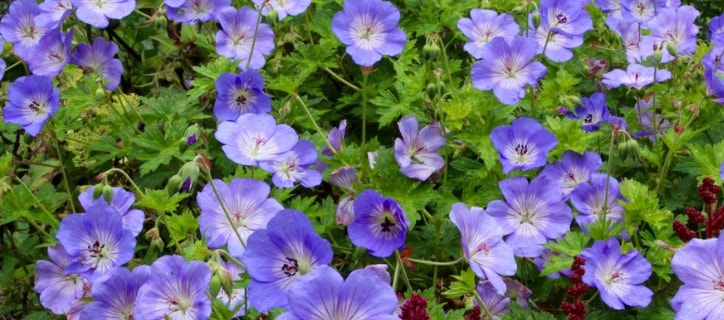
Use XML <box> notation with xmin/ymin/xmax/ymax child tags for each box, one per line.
<box><xmin>166</xmin><ymin>174</ymin><xmax>183</xmax><ymax>195</ymax></box>
<box><xmin>666</xmin><ymin>42</ymin><xmax>679</xmax><ymax>57</ymax></box>
<box><xmin>652</xmin><ymin>43</ymin><xmax>663</xmax><ymax>63</ymax></box>
<box><xmin>184</xmin><ymin>124</ymin><xmax>200</xmax><ymax>146</ymax></box>
<box><xmin>532</xmin><ymin>12</ymin><xmax>542</xmax><ymax>29</ymax></box>
<box><xmin>102</xmin><ymin>184</ymin><xmax>114</xmax><ymax>203</ymax></box>
<box><xmin>179</xmin><ymin>162</ymin><xmax>200</xmax><ymax>190</ymax></box>
<box><xmin>209</xmin><ymin>274</ymin><xmax>222</xmax><ymax>298</ymax></box>
<box><xmin>92</xmin><ymin>183</ymin><xmax>105</xmax><ymax>200</ymax></box>
<box><xmin>94</xmin><ymin>86</ymin><xmax>106</xmax><ymax>100</ymax></box>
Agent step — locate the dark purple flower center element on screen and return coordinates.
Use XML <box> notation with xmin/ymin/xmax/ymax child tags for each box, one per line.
<box><xmin>584</xmin><ymin>114</ymin><xmax>593</xmax><ymax>123</ymax></box>
<box><xmin>87</xmin><ymin>240</ymin><xmax>106</xmax><ymax>259</ymax></box>
<box><xmin>515</xmin><ymin>144</ymin><xmax>529</xmax><ymax>155</ymax></box>
<box><xmin>380</xmin><ymin>216</ymin><xmax>396</xmax><ymax>232</ymax></box>
<box><xmin>556</xmin><ymin>12</ymin><xmax>568</xmax><ymax>24</ymax></box>
<box><xmin>565</xmin><ymin>171</ymin><xmax>576</xmax><ymax>182</ymax></box>
<box><xmin>28</xmin><ymin>100</ymin><xmax>43</xmax><ymax>112</ymax></box>
<box><xmin>281</xmin><ymin>257</ymin><xmax>299</xmax><ymax>277</ymax></box>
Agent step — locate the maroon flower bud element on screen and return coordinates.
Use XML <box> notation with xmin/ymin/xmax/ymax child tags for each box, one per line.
<box><xmin>685</xmin><ymin>207</ymin><xmax>706</xmax><ymax>225</ymax></box>
<box><xmin>673</xmin><ymin>220</ymin><xmax>695</xmax><ymax>242</ymax></box>
<box><xmin>399</xmin><ymin>294</ymin><xmax>430</xmax><ymax>320</ymax></box>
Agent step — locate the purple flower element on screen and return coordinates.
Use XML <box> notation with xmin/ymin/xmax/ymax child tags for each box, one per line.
<box><xmin>450</xmin><ymin>203</ymin><xmax>516</xmax><ymax>295</ymax></box>
<box><xmin>0</xmin><ymin>59</ymin><xmax>5</xmax><ymax>81</ymax></box>
<box><xmin>702</xmin><ymin>46</ymin><xmax>724</xmax><ymax>104</ymax></box>
<box><xmin>349</xmin><ymin>190</ymin><xmax>409</xmax><ymax>258</ymax></box>
<box><xmin>71</xmin><ymin>37</ymin><xmax>124</xmax><ymax>91</ymax></box>
<box><xmin>72</xmin><ymin>0</ymin><xmax>135</xmax><ymax>28</ymax></box>
<box><xmin>490</xmin><ymin>117</ymin><xmax>557</xmax><ymax>173</ymax></box>
<box><xmin>570</xmin><ymin>173</ymin><xmax>626</xmax><ymax>231</ymax></box>
<box><xmin>540</xmin><ymin>0</ymin><xmax>592</xmax><ymax>36</ymax></box>
<box><xmin>242</xmin><ymin>210</ymin><xmax>333</xmax><ymax>312</ymax></box>
<box><xmin>580</xmin><ymin>238</ymin><xmax>653</xmax><ymax>310</ymax></box>
<box><xmin>621</xmin><ymin>0</ymin><xmax>663</xmax><ymax>23</ymax></box>
<box><xmin>330</xmin><ymin>166</ymin><xmax>356</xmax><ymax>190</ymax></box>
<box><xmin>35</xmin><ymin>0</ymin><xmax>73</xmax><ymax>29</ymax></box>
<box><xmin>167</xmin><ymin>0</ymin><xmax>230</xmax><ymax>23</ymax></box>
<box><xmin>475</xmin><ymin>281</ymin><xmax>512</xmax><ymax>318</ymax></box>
<box><xmin>259</xmin><ymin>140</ymin><xmax>323</xmax><ymax>188</ymax></box>
<box><xmin>277</xmin><ymin>265</ymin><xmax>397</xmax><ymax>320</ymax></box>
<box><xmin>721</xmin><ymin>160</ymin><xmax>724</xmax><ymax>183</ymax></box>
<box><xmin>253</xmin><ymin>0</ymin><xmax>311</xmax><ymax>21</ymax></box>
<box><xmin>3</xmin><ymin>75</ymin><xmax>60</xmax><ymax>136</ymax></box>
<box><xmin>215</xmin><ymin>6</ymin><xmax>275</xmax><ymax>70</ymax></box>
<box><xmin>213</xmin><ymin>69</ymin><xmax>271</xmax><ymax>121</ymax></box>
<box><xmin>540</xmin><ymin>151</ymin><xmax>602</xmax><ymax>199</ymax></box>
<box><xmin>531</xmin><ymin>22</ymin><xmax>584</xmax><ymax>62</ymax></box>
<box><xmin>322</xmin><ymin>119</ymin><xmax>347</xmax><ymax>157</ymax></box>
<box><xmin>34</xmin><ymin>244</ymin><xmax>91</xmax><ymax>314</ymax></box>
<box><xmin>335</xmin><ymin>196</ymin><xmax>355</xmax><ymax>226</ymax></box>
<box><xmin>602</xmin><ymin>64</ymin><xmax>671</xmax><ymax>89</ymax></box>
<box><xmin>633</xmin><ymin>98</ymin><xmax>671</xmax><ymax>141</ymax></box>
<box><xmin>612</xmin><ymin>21</ymin><xmax>644</xmax><ymax>63</ymax></box>
<box><xmin>394</xmin><ymin>116</ymin><xmax>445</xmax><ymax>181</ymax></box>
<box><xmin>28</xmin><ymin>29</ymin><xmax>72</xmax><ymax>77</ymax></box>
<box><xmin>134</xmin><ymin>255</ymin><xmax>211</xmax><ymax>319</ymax></box>
<box><xmin>197</xmin><ymin>178</ymin><xmax>283</xmax><ymax>258</ymax></box>
<box><xmin>486</xmin><ymin>176</ymin><xmax>573</xmax><ymax>258</ymax></box>
<box><xmin>331</xmin><ymin>0</ymin><xmax>406</xmax><ymax>67</ymax></box>
<box><xmin>710</xmin><ymin>14</ymin><xmax>724</xmax><ymax>46</ymax></box>
<box><xmin>56</xmin><ymin>205</ymin><xmax>137</xmax><ymax>279</ymax></box>
<box><xmin>80</xmin><ymin>266</ymin><xmax>151</xmax><ymax>319</ymax></box>
<box><xmin>570</xmin><ymin>92</ymin><xmax>610</xmax><ymax>132</ymax></box>
<box><xmin>78</xmin><ymin>186</ymin><xmax>145</xmax><ymax>237</ymax></box>
<box><xmin>645</xmin><ymin>6</ymin><xmax>699</xmax><ymax>60</ymax></box>
<box><xmin>0</xmin><ymin>0</ymin><xmax>48</xmax><ymax>60</ymax></box>
<box><xmin>471</xmin><ymin>36</ymin><xmax>547</xmax><ymax>105</ymax></box>
<box><xmin>671</xmin><ymin>232</ymin><xmax>724</xmax><ymax>319</ymax></box>
<box><xmin>215</xmin><ymin>113</ymin><xmax>298</xmax><ymax>166</ymax></box>
<box><xmin>457</xmin><ymin>9</ymin><xmax>519</xmax><ymax>59</ymax></box>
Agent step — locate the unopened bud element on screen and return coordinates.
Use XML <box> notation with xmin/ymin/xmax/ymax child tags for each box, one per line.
<box><xmin>179</xmin><ymin>162</ymin><xmax>200</xmax><ymax>190</ymax></box>
<box><xmin>102</xmin><ymin>184</ymin><xmax>114</xmax><ymax>203</ymax></box>
<box><xmin>666</xmin><ymin>42</ymin><xmax>679</xmax><ymax>57</ymax></box>
<box><xmin>92</xmin><ymin>183</ymin><xmax>104</xmax><ymax>200</ymax></box>
<box><xmin>94</xmin><ymin>86</ymin><xmax>106</xmax><ymax>100</ymax></box>
<box><xmin>532</xmin><ymin>12</ymin><xmax>542</xmax><ymax>29</ymax></box>
<box><xmin>166</xmin><ymin>174</ymin><xmax>183</xmax><ymax>195</ymax></box>
<box><xmin>652</xmin><ymin>44</ymin><xmax>663</xmax><ymax>62</ymax></box>
<box><xmin>209</xmin><ymin>274</ymin><xmax>222</xmax><ymax>297</ymax></box>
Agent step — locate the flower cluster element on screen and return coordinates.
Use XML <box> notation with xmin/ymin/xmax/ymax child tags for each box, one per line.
<box><xmin>674</xmin><ymin>177</ymin><xmax>724</xmax><ymax>241</ymax></box>
<box><xmin>560</xmin><ymin>256</ymin><xmax>588</xmax><ymax>320</ymax></box>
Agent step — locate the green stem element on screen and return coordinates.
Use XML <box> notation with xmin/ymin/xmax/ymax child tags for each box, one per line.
<box><xmin>438</xmin><ymin>38</ymin><xmax>459</xmax><ymax>99</ymax></box>
<box><xmin>103</xmin><ymin>168</ymin><xmax>146</xmax><ymax>197</ymax></box>
<box><xmin>323</xmin><ymin>67</ymin><xmax>361</xmax><ymax>91</ymax></box>
<box><xmin>361</xmin><ymin>71</ymin><xmax>369</xmax><ymax>146</ymax></box>
<box><xmin>202</xmin><ymin>167</ymin><xmax>246</xmax><ymax>249</ymax></box>
<box><xmin>14</xmin><ymin>176</ymin><xmax>58</xmax><ymax>228</ymax></box>
<box><xmin>4</xmin><ymin>60</ymin><xmax>23</xmax><ymax>73</ymax></box>
<box><xmin>407</xmin><ymin>256</ymin><xmax>464</xmax><ymax>266</ymax></box>
<box><xmin>134</xmin><ymin>9</ymin><xmax>153</xmax><ymax>20</ymax></box>
<box><xmin>395</xmin><ymin>249</ymin><xmax>412</xmax><ymax>294</ymax></box>
<box><xmin>472</xmin><ymin>286</ymin><xmax>495</xmax><ymax>320</ymax></box>
<box><xmin>601</xmin><ymin>130</ymin><xmax>617</xmax><ymax>238</ymax></box>
<box><xmin>219</xmin><ymin>249</ymin><xmax>247</xmax><ymax>271</ymax></box>
<box><xmin>50</xmin><ymin>127</ymin><xmax>77</xmax><ymax>213</ymax></box>
<box><xmin>244</xmin><ymin>6</ymin><xmax>264</xmax><ymax>70</ymax></box>
<box><xmin>392</xmin><ymin>258</ymin><xmax>400</xmax><ymax>292</ymax></box>
<box><xmin>293</xmin><ymin>95</ymin><xmax>349</xmax><ymax>166</ymax></box>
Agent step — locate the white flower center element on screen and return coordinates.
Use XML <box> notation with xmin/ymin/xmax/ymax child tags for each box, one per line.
<box><xmin>350</xmin><ymin>14</ymin><xmax>385</xmax><ymax>50</ymax></box>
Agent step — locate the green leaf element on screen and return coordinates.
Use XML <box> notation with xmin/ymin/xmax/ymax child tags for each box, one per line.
<box><xmin>619</xmin><ymin>179</ymin><xmax>673</xmax><ymax>236</ymax></box>
<box><xmin>443</xmin><ymin>268</ymin><xmax>477</xmax><ymax>299</ymax></box>
<box><xmin>545</xmin><ymin>231</ymin><xmax>590</xmax><ymax>256</ymax></box>
<box><xmin>136</xmin><ymin>189</ymin><xmax>190</xmax><ymax>214</ymax></box>
<box><xmin>164</xmin><ymin>209</ymin><xmax>198</xmax><ymax>248</ymax></box>
<box><xmin>687</xmin><ymin>140</ymin><xmax>724</xmax><ymax>185</ymax></box>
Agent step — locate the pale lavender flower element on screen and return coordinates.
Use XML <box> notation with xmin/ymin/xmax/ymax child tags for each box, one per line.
<box><xmin>703</xmin><ymin>46</ymin><xmax>724</xmax><ymax>104</ymax></box>
<box><xmin>242</xmin><ymin>210</ymin><xmax>333</xmax><ymax>312</ymax></box>
<box><xmin>80</xmin><ymin>266</ymin><xmax>151</xmax><ymax>319</ymax></box>
<box><xmin>167</xmin><ymin>0</ymin><xmax>230</xmax><ymax>23</ymax></box>
<box><xmin>213</xmin><ymin>69</ymin><xmax>271</xmax><ymax>121</ymax></box>
<box><xmin>621</xmin><ymin>0</ymin><xmax>664</xmax><ymax>23</ymax></box>
<box><xmin>644</xmin><ymin>6</ymin><xmax>699</xmax><ymax>61</ymax></box>
<box><xmin>540</xmin><ymin>0</ymin><xmax>592</xmax><ymax>36</ymax></box>
<box><xmin>215</xmin><ymin>113</ymin><xmax>298</xmax><ymax>166</ymax></box>
<box><xmin>364</xmin><ymin>264</ymin><xmax>391</xmax><ymax>284</ymax></box>
<box><xmin>259</xmin><ymin>140</ymin><xmax>322</xmax><ymax>188</ymax></box>
<box><xmin>0</xmin><ymin>58</ymin><xmax>5</xmax><ymax>81</ymax></box>
<box><xmin>471</xmin><ymin>36</ymin><xmax>547</xmax><ymax>105</ymax></box>
<box><xmin>78</xmin><ymin>186</ymin><xmax>145</xmax><ymax>237</ymax></box>
<box><xmin>28</xmin><ymin>30</ymin><xmax>72</xmax><ymax>77</ymax></box>
<box><xmin>335</xmin><ymin>196</ymin><xmax>355</xmax><ymax>226</ymax></box>
<box><xmin>531</xmin><ymin>22</ymin><xmax>584</xmax><ymax>62</ymax></box>
<box><xmin>331</xmin><ymin>0</ymin><xmax>406</xmax><ymax>67</ymax></box>
<box><xmin>56</xmin><ymin>205</ymin><xmax>137</xmax><ymax>279</ymax></box>
<box><xmin>35</xmin><ymin>0</ymin><xmax>73</xmax><ymax>29</ymax></box>
<box><xmin>613</xmin><ymin>21</ymin><xmax>644</xmax><ymax>63</ymax></box>
<box><xmin>569</xmin><ymin>92</ymin><xmax>610</xmax><ymax>132</ymax></box>
<box><xmin>486</xmin><ymin>176</ymin><xmax>572</xmax><ymax>258</ymax></box>
<box><xmin>394</xmin><ymin>116</ymin><xmax>445</xmax><ymax>181</ymax></box>
<box><xmin>276</xmin><ymin>265</ymin><xmax>398</xmax><ymax>320</ymax></box>
<box><xmin>710</xmin><ymin>14</ymin><xmax>724</xmax><ymax>47</ymax></box>
<box><xmin>349</xmin><ymin>190</ymin><xmax>409</xmax><ymax>258</ymax></box>
<box><xmin>457</xmin><ymin>9</ymin><xmax>519</xmax><ymax>59</ymax></box>
<box><xmin>329</xmin><ymin>166</ymin><xmax>356</xmax><ymax>190</ymax></box>
<box><xmin>197</xmin><ymin>178</ymin><xmax>283</xmax><ymax>258</ymax></box>
<box><xmin>540</xmin><ymin>151</ymin><xmax>602</xmax><ymax>199</ymax></box>
<box><xmin>253</xmin><ymin>0</ymin><xmax>311</xmax><ymax>21</ymax></box>
<box><xmin>450</xmin><ymin>203</ymin><xmax>516</xmax><ymax>295</ymax></box>
<box><xmin>322</xmin><ymin>119</ymin><xmax>347</xmax><ymax>157</ymax></box>
<box><xmin>3</xmin><ymin>75</ymin><xmax>60</xmax><ymax>136</ymax></box>
<box><xmin>34</xmin><ymin>244</ymin><xmax>91</xmax><ymax>314</ymax></box>
<box><xmin>581</xmin><ymin>238</ymin><xmax>653</xmax><ymax>310</ymax></box>
<box><xmin>72</xmin><ymin>0</ymin><xmax>136</xmax><ymax>28</ymax></box>
<box><xmin>134</xmin><ymin>255</ymin><xmax>211</xmax><ymax>320</ymax></box>
<box><xmin>0</xmin><ymin>0</ymin><xmax>48</xmax><ymax>60</ymax></box>
<box><xmin>570</xmin><ymin>173</ymin><xmax>626</xmax><ymax>231</ymax></box>
<box><xmin>475</xmin><ymin>281</ymin><xmax>511</xmax><ymax>319</ymax></box>
<box><xmin>71</xmin><ymin>37</ymin><xmax>124</xmax><ymax>90</ymax></box>
<box><xmin>633</xmin><ymin>98</ymin><xmax>671</xmax><ymax>141</ymax></box>
<box><xmin>215</xmin><ymin>6</ymin><xmax>275</xmax><ymax>70</ymax></box>
<box><xmin>490</xmin><ymin>117</ymin><xmax>557</xmax><ymax>173</ymax></box>
<box><xmin>671</xmin><ymin>232</ymin><xmax>724</xmax><ymax>319</ymax></box>
<box><xmin>602</xmin><ymin>64</ymin><xmax>671</xmax><ymax>89</ymax></box>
